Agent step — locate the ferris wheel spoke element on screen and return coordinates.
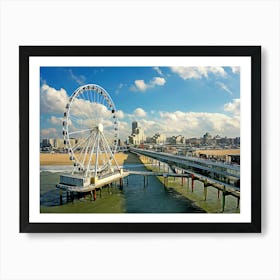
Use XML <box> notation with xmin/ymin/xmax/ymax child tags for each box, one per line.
<box><xmin>68</xmin><ymin>128</ymin><xmax>93</xmax><ymax>136</ymax></box>
<box><xmin>69</xmin><ymin>115</ymin><xmax>91</xmax><ymax>130</ymax></box>
<box><xmin>76</xmin><ymin>141</ymin><xmax>88</xmax><ymax>168</ymax></box>
<box><xmin>89</xmin><ymin>90</ymin><xmax>94</xmax><ymax>104</ymax></box>
<box><xmin>86</xmin><ymin>131</ymin><xmax>99</xmax><ymax>176</ymax></box>
<box><xmin>81</xmin><ymin>132</ymin><xmax>96</xmax><ymax>168</ymax></box>
<box><xmin>78</xmin><ymin>133</ymin><xmax>93</xmax><ymax>169</ymax></box>
<box><xmin>73</xmin><ymin>102</ymin><xmax>92</xmax><ymax>121</ymax></box>
<box><xmin>71</xmin><ymin>133</ymin><xmax>92</xmax><ymax>153</ymax></box>
<box><xmin>100</xmin><ymin>130</ymin><xmax>119</xmax><ymax>169</ymax></box>
<box><xmin>100</xmin><ymin>139</ymin><xmax>112</xmax><ymax>168</ymax></box>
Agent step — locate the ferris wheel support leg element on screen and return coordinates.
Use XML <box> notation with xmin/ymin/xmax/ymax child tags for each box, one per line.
<box><xmin>93</xmin><ymin>132</ymin><xmax>101</xmax><ymax>178</ymax></box>
<box><xmin>86</xmin><ymin>132</ymin><xmax>98</xmax><ymax>177</ymax></box>
<box><xmin>100</xmin><ymin>131</ymin><xmax>120</xmax><ymax>171</ymax></box>
<box><xmin>81</xmin><ymin>133</ymin><xmax>95</xmax><ymax>170</ymax></box>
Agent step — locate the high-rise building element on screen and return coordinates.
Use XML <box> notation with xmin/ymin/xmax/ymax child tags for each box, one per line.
<box><xmin>129</xmin><ymin>121</ymin><xmax>145</xmax><ymax>145</ymax></box>
<box><xmin>132</xmin><ymin>121</ymin><xmax>138</xmax><ymax>134</ymax></box>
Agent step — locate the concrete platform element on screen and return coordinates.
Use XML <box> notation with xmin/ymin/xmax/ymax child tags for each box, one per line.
<box><xmin>56</xmin><ymin>171</ymin><xmax>129</xmax><ymax>192</ymax></box>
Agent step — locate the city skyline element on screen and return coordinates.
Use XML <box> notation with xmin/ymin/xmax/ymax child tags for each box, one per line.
<box><xmin>40</xmin><ymin>66</ymin><xmax>240</xmax><ymax>140</ymax></box>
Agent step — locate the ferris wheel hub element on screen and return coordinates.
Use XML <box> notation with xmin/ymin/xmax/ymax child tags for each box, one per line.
<box><xmin>97</xmin><ymin>123</ymin><xmax>103</xmax><ymax>132</ymax></box>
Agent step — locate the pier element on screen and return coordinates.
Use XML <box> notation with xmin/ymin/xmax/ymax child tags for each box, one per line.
<box><xmin>129</xmin><ymin>148</ymin><xmax>240</xmax><ymax>212</ymax></box>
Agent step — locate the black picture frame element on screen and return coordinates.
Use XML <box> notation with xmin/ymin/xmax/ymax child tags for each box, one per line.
<box><xmin>20</xmin><ymin>46</ymin><xmax>261</xmax><ymax>233</ymax></box>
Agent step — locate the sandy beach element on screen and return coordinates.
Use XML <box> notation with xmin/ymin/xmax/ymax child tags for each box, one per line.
<box><xmin>193</xmin><ymin>149</ymin><xmax>240</xmax><ymax>156</ymax></box>
<box><xmin>41</xmin><ymin>149</ymin><xmax>240</xmax><ymax>166</ymax></box>
<box><xmin>40</xmin><ymin>152</ymin><xmax>135</xmax><ymax>166</ymax></box>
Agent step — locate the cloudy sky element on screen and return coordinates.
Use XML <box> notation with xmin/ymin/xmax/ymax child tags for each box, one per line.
<box><xmin>40</xmin><ymin>66</ymin><xmax>240</xmax><ymax>141</ymax></box>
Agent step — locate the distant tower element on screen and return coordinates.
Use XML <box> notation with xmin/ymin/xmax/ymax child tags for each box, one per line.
<box><xmin>129</xmin><ymin>121</ymin><xmax>145</xmax><ymax>145</ymax></box>
<box><xmin>132</xmin><ymin>121</ymin><xmax>138</xmax><ymax>134</ymax></box>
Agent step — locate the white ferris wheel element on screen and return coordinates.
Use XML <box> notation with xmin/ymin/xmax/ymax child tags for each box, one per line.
<box><xmin>62</xmin><ymin>84</ymin><xmax>120</xmax><ymax>177</ymax></box>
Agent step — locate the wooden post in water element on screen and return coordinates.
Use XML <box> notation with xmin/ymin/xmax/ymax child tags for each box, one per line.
<box><xmin>163</xmin><ymin>175</ymin><xmax>168</xmax><ymax>188</ymax></box>
<box><xmin>217</xmin><ymin>189</ymin><xmax>220</xmax><ymax>199</ymax></box>
<box><xmin>59</xmin><ymin>189</ymin><xmax>63</xmax><ymax>205</ymax></box>
<box><xmin>119</xmin><ymin>178</ymin><xmax>123</xmax><ymax>190</ymax></box>
<box><xmin>222</xmin><ymin>185</ymin><xmax>226</xmax><ymax>212</ymax></box>
<box><xmin>237</xmin><ymin>197</ymin><xmax>240</xmax><ymax>208</ymax></box>
<box><xmin>100</xmin><ymin>187</ymin><xmax>102</xmax><ymax>198</ymax></box>
<box><xmin>91</xmin><ymin>190</ymin><xmax>94</xmax><ymax>200</ymax></box>
<box><xmin>94</xmin><ymin>189</ymin><xmax>97</xmax><ymax>201</ymax></box>
<box><xmin>204</xmin><ymin>179</ymin><xmax>208</xmax><ymax>200</ymax></box>
<box><xmin>191</xmin><ymin>174</ymin><xmax>195</xmax><ymax>192</ymax></box>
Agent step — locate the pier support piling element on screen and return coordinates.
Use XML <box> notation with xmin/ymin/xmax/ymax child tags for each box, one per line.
<box><xmin>204</xmin><ymin>179</ymin><xmax>208</xmax><ymax>200</ymax></box>
<box><xmin>119</xmin><ymin>178</ymin><xmax>123</xmax><ymax>190</ymax></box>
<box><xmin>191</xmin><ymin>174</ymin><xmax>195</xmax><ymax>192</ymax></box>
<box><xmin>222</xmin><ymin>186</ymin><xmax>226</xmax><ymax>212</ymax></box>
<box><xmin>163</xmin><ymin>175</ymin><xmax>168</xmax><ymax>188</ymax></box>
<box><xmin>59</xmin><ymin>189</ymin><xmax>63</xmax><ymax>205</ymax></box>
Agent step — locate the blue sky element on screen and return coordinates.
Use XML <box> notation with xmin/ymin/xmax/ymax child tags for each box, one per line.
<box><xmin>40</xmin><ymin>66</ymin><xmax>240</xmax><ymax>140</ymax></box>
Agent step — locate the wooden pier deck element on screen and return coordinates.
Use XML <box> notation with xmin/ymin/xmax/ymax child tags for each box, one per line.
<box><xmin>126</xmin><ymin>170</ymin><xmax>190</xmax><ymax>178</ymax></box>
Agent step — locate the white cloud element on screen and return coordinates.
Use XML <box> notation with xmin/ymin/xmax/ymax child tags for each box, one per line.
<box><xmin>156</xmin><ymin>110</ymin><xmax>239</xmax><ymax>137</ymax></box>
<box><xmin>115</xmin><ymin>83</ymin><xmax>124</xmax><ymax>94</ymax></box>
<box><xmin>153</xmin><ymin>67</ymin><xmax>163</xmax><ymax>76</ymax></box>
<box><xmin>49</xmin><ymin>116</ymin><xmax>63</xmax><ymax>125</ymax></box>
<box><xmin>170</xmin><ymin>66</ymin><xmax>227</xmax><ymax>80</ymax></box>
<box><xmin>134</xmin><ymin>80</ymin><xmax>148</xmax><ymax>92</ymax></box>
<box><xmin>131</xmin><ymin>76</ymin><xmax>166</xmax><ymax>92</ymax></box>
<box><xmin>69</xmin><ymin>69</ymin><xmax>86</xmax><ymax>85</ymax></box>
<box><xmin>41</xmin><ymin>84</ymin><xmax>69</xmax><ymax>114</ymax></box>
<box><xmin>118</xmin><ymin>121</ymin><xmax>130</xmax><ymax>140</ymax></box>
<box><xmin>49</xmin><ymin>116</ymin><xmax>73</xmax><ymax>127</ymax></box>
<box><xmin>224</xmin><ymin>99</ymin><xmax>240</xmax><ymax>115</ymax></box>
<box><xmin>41</xmin><ymin>127</ymin><xmax>58</xmax><ymax>138</ymax></box>
<box><xmin>151</xmin><ymin>77</ymin><xmax>166</xmax><ymax>86</ymax></box>
<box><xmin>134</xmin><ymin>108</ymin><xmax>147</xmax><ymax>117</ymax></box>
<box><xmin>125</xmin><ymin>110</ymin><xmax>239</xmax><ymax>139</ymax></box>
<box><xmin>116</xmin><ymin>110</ymin><xmax>125</xmax><ymax>119</ymax></box>
<box><xmin>216</xmin><ymin>82</ymin><xmax>233</xmax><ymax>95</ymax></box>
<box><xmin>231</xmin><ymin>67</ymin><xmax>240</xmax><ymax>74</ymax></box>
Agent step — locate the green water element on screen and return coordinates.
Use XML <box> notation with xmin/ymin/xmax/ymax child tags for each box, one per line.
<box><xmin>40</xmin><ymin>153</ymin><xmax>239</xmax><ymax>213</ymax></box>
<box><xmin>40</xmin><ymin>171</ymin><xmax>125</xmax><ymax>213</ymax></box>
